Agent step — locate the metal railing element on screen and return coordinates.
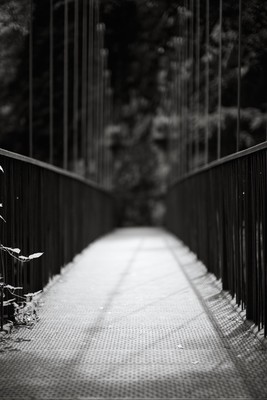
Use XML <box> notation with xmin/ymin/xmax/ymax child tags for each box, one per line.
<box><xmin>0</xmin><ymin>0</ymin><xmax>115</xmax><ymax>298</ymax></box>
<box><xmin>167</xmin><ymin>143</ymin><xmax>267</xmax><ymax>335</ymax></box>
<box><xmin>165</xmin><ymin>1</ymin><xmax>267</xmax><ymax>334</ymax></box>
<box><xmin>0</xmin><ymin>149</ymin><xmax>114</xmax><ymax>296</ymax></box>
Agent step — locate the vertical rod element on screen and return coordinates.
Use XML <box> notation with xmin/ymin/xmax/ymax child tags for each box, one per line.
<box><xmin>237</xmin><ymin>0</ymin><xmax>242</xmax><ymax>152</ymax></box>
<box><xmin>195</xmin><ymin>0</ymin><xmax>200</xmax><ymax>166</ymax></box>
<box><xmin>173</xmin><ymin>59</ymin><xmax>177</xmax><ymax>182</ymax></box>
<box><xmin>182</xmin><ymin>5</ymin><xmax>186</xmax><ymax>175</ymax></box>
<box><xmin>63</xmin><ymin>0</ymin><xmax>69</xmax><ymax>170</ymax></box>
<box><xmin>217</xmin><ymin>0</ymin><xmax>222</xmax><ymax>159</ymax></box>
<box><xmin>205</xmin><ymin>0</ymin><xmax>209</xmax><ymax>164</ymax></box>
<box><xmin>108</xmin><ymin>88</ymin><xmax>114</xmax><ymax>189</ymax></box>
<box><xmin>87</xmin><ymin>0</ymin><xmax>94</xmax><ymax>175</ymax></box>
<box><xmin>106</xmin><ymin>85</ymin><xmax>111</xmax><ymax>189</ymax></box>
<box><xmin>175</xmin><ymin>45</ymin><xmax>179</xmax><ymax>181</ymax></box>
<box><xmin>189</xmin><ymin>0</ymin><xmax>194</xmax><ymax>170</ymax></box>
<box><xmin>99</xmin><ymin>40</ymin><xmax>105</xmax><ymax>186</ymax></box>
<box><xmin>179</xmin><ymin>8</ymin><xmax>184</xmax><ymax>176</ymax></box>
<box><xmin>73</xmin><ymin>0</ymin><xmax>79</xmax><ymax>171</ymax></box>
<box><xmin>184</xmin><ymin>0</ymin><xmax>188</xmax><ymax>173</ymax></box>
<box><xmin>49</xmin><ymin>0</ymin><xmax>54</xmax><ymax>165</ymax></box>
<box><xmin>82</xmin><ymin>0</ymin><xmax>88</xmax><ymax>174</ymax></box>
<box><xmin>103</xmin><ymin>70</ymin><xmax>109</xmax><ymax>188</ymax></box>
<box><xmin>177</xmin><ymin>32</ymin><xmax>181</xmax><ymax>178</ymax></box>
<box><xmin>95</xmin><ymin>14</ymin><xmax>100</xmax><ymax>183</ymax></box>
<box><xmin>29</xmin><ymin>0</ymin><xmax>33</xmax><ymax>158</ymax></box>
<box><xmin>179</xmin><ymin>11</ymin><xmax>183</xmax><ymax>176</ymax></box>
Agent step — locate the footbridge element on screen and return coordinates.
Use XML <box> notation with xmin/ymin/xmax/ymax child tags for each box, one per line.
<box><xmin>0</xmin><ymin>1</ymin><xmax>266</xmax><ymax>398</ymax></box>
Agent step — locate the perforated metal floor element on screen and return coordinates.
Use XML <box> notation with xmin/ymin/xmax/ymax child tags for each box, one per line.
<box><xmin>0</xmin><ymin>228</ymin><xmax>267</xmax><ymax>399</ymax></box>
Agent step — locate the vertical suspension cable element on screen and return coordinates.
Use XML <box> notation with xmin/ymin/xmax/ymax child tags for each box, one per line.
<box><xmin>103</xmin><ymin>69</ymin><xmax>110</xmax><ymax>188</ymax></box>
<box><xmin>95</xmin><ymin>20</ymin><xmax>101</xmax><ymax>183</ymax></box>
<box><xmin>63</xmin><ymin>0</ymin><xmax>69</xmax><ymax>170</ymax></box>
<box><xmin>29</xmin><ymin>0</ymin><xmax>33</xmax><ymax>158</ymax></box>
<box><xmin>87</xmin><ymin>0</ymin><xmax>94</xmax><ymax>176</ymax></box>
<box><xmin>173</xmin><ymin>58</ymin><xmax>177</xmax><ymax>182</ymax></box>
<box><xmin>217</xmin><ymin>0</ymin><xmax>222</xmax><ymax>159</ymax></box>
<box><xmin>81</xmin><ymin>0</ymin><xmax>88</xmax><ymax>174</ymax></box>
<box><xmin>178</xmin><ymin>12</ymin><xmax>183</xmax><ymax>178</ymax></box>
<box><xmin>237</xmin><ymin>0</ymin><xmax>242</xmax><ymax>152</ymax></box>
<box><xmin>94</xmin><ymin>4</ymin><xmax>100</xmax><ymax>183</ymax></box>
<box><xmin>205</xmin><ymin>0</ymin><xmax>209</xmax><ymax>164</ymax></box>
<box><xmin>180</xmin><ymin>5</ymin><xmax>184</xmax><ymax>176</ymax></box>
<box><xmin>189</xmin><ymin>0</ymin><xmax>194</xmax><ymax>170</ymax></box>
<box><xmin>49</xmin><ymin>0</ymin><xmax>54</xmax><ymax>165</ymax></box>
<box><xmin>195</xmin><ymin>0</ymin><xmax>200</xmax><ymax>166</ymax></box>
<box><xmin>99</xmin><ymin>46</ymin><xmax>104</xmax><ymax>185</ymax></box>
<box><xmin>108</xmin><ymin>88</ymin><xmax>114</xmax><ymax>189</ymax></box>
<box><xmin>177</xmin><ymin>32</ymin><xmax>181</xmax><ymax>178</ymax></box>
<box><xmin>184</xmin><ymin>0</ymin><xmax>188</xmax><ymax>173</ymax></box>
<box><xmin>178</xmin><ymin>8</ymin><xmax>183</xmax><ymax>177</ymax></box>
<box><xmin>175</xmin><ymin>41</ymin><xmax>179</xmax><ymax>181</ymax></box>
<box><xmin>106</xmin><ymin>83</ymin><xmax>112</xmax><ymax>189</ymax></box>
<box><xmin>73</xmin><ymin>0</ymin><xmax>79</xmax><ymax>171</ymax></box>
<box><xmin>104</xmin><ymin>53</ymin><xmax>109</xmax><ymax>187</ymax></box>
<box><xmin>182</xmin><ymin>5</ymin><xmax>186</xmax><ymax>175</ymax></box>
<box><xmin>103</xmin><ymin>70</ymin><xmax>107</xmax><ymax>187</ymax></box>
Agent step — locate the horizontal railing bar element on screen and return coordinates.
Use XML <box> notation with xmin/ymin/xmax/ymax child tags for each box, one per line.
<box><xmin>170</xmin><ymin>141</ymin><xmax>267</xmax><ymax>187</ymax></box>
<box><xmin>0</xmin><ymin>147</ymin><xmax>111</xmax><ymax>195</ymax></box>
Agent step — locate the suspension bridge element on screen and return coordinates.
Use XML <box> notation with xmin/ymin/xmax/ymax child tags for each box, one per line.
<box><xmin>0</xmin><ymin>0</ymin><xmax>266</xmax><ymax>398</ymax></box>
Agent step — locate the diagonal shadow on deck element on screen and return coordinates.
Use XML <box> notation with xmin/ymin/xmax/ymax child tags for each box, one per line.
<box><xmin>0</xmin><ymin>228</ymin><xmax>267</xmax><ymax>399</ymax></box>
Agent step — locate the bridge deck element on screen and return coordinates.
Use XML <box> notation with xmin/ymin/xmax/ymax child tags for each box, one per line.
<box><xmin>0</xmin><ymin>228</ymin><xmax>267</xmax><ymax>399</ymax></box>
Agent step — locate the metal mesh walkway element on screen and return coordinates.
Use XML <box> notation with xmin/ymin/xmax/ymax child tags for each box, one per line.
<box><xmin>0</xmin><ymin>228</ymin><xmax>267</xmax><ymax>399</ymax></box>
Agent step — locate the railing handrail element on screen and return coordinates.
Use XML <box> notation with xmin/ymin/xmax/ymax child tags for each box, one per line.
<box><xmin>0</xmin><ymin>148</ymin><xmax>112</xmax><ymax>195</ymax></box>
<box><xmin>170</xmin><ymin>141</ymin><xmax>267</xmax><ymax>188</ymax></box>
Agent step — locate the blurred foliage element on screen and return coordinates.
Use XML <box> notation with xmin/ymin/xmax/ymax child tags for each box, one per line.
<box><xmin>0</xmin><ymin>0</ymin><xmax>30</xmax><ymax>153</ymax></box>
<box><xmin>0</xmin><ymin>0</ymin><xmax>267</xmax><ymax>224</ymax></box>
<box><xmin>102</xmin><ymin>0</ymin><xmax>267</xmax><ymax>224</ymax></box>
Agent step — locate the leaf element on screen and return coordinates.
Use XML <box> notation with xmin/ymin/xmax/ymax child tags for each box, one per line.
<box><xmin>1</xmin><ymin>246</ymin><xmax>21</xmax><ymax>254</ymax></box>
<box><xmin>177</xmin><ymin>344</ymin><xmax>184</xmax><ymax>349</ymax></box>
<box><xmin>0</xmin><ymin>165</ymin><xmax>4</xmax><ymax>173</ymax></box>
<box><xmin>0</xmin><ymin>215</ymin><xmax>6</xmax><ymax>223</ymax></box>
<box><xmin>0</xmin><ymin>203</ymin><xmax>3</xmax><ymax>208</ymax></box>
<box><xmin>28</xmin><ymin>252</ymin><xmax>43</xmax><ymax>259</ymax></box>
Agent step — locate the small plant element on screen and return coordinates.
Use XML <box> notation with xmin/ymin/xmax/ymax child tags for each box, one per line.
<box><xmin>0</xmin><ymin>164</ymin><xmax>43</xmax><ymax>332</ymax></box>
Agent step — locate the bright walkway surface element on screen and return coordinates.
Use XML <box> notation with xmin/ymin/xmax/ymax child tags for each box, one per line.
<box><xmin>1</xmin><ymin>228</ymin><xmax>267</xmax><ymax>399</ymax></box>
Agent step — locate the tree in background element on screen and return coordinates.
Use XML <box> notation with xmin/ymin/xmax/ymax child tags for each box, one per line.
<box><xmin>0</xmin><ymin>0</ymin><xmax>267</xmax><ymax>224</ymax></box>
<box><xmin>0</xmin><ymin>0</ymin><xmax>30</xmax><ymax>154</ymax></box>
